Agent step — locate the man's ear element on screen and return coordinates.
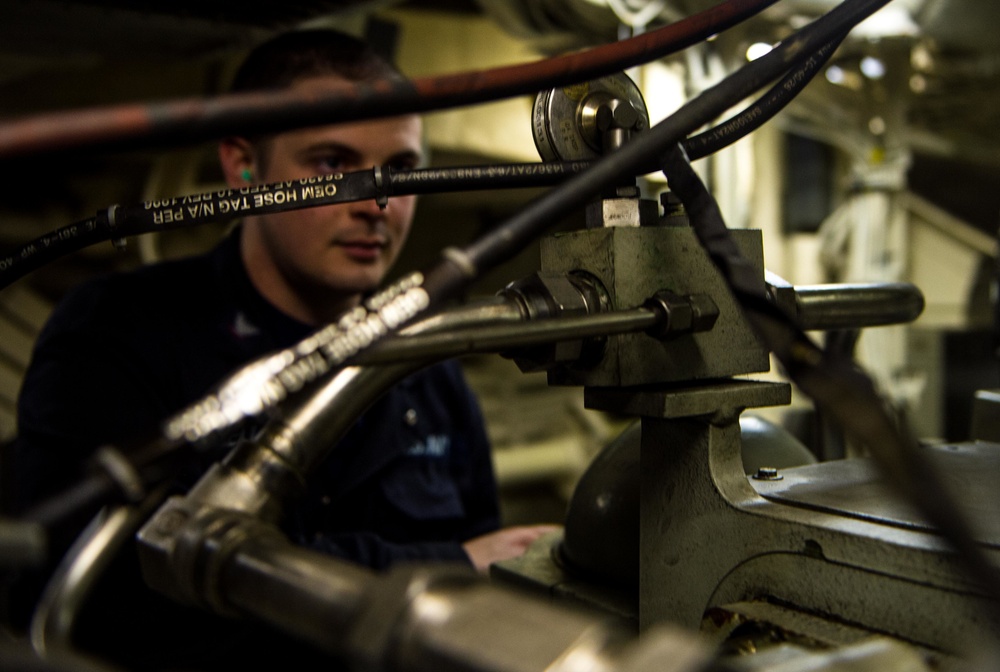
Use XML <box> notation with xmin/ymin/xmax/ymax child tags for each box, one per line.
<box><xmin>218</xmin><ymin>137</ymin><xmax>256</xmax><ymax>188</ymax></box>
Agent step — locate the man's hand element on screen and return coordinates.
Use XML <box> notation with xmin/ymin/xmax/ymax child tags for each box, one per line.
<box><xmin>462</xmin><ymin>525</ymin><xmax>561</xmax><ymax>574</ymax></box>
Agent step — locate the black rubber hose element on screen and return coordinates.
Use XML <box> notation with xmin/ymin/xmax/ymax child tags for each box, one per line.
<box><xmin>0</xmin><ymin>26</ymin><xmax>847</xmax><ymax>291</ymax></box>
<box><xmin>457</xmin><ymin>0</ymin><xmax>892</xmax><ymax>276</ymax></box>
<box><xmin>684</xmin><ymin>31</ymin><xmax>848</xmax><ymax>160</ymax></box>
<box><xmin>0</xmin><ymin>162</ymin><xmax>596</xmax><ymax>290</ymax></box>
<box><xmin>0</xmin><ymin>218</ymin><xmax>105</xmax><ymax>290</ymax></box>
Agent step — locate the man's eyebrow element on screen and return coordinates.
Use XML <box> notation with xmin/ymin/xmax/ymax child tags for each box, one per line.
<box><xmin>299</xmin><ymin>141</ymin><xmax>358</xmax><ymax>159</ymax></box>
<box><xmin>387</xmin><ymin>148</ymin><xmax>424</xmax><ymax>165</ymax></box>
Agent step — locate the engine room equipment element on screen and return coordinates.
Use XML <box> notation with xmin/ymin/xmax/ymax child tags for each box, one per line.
<box><xmin>141</xmin><ymin>62</ymin><xmax>942</xmax><ymax>672</ymax></box>
<box><xmin>491</xmin><ymin>56</ymin><xmax>992</xmax><ymax>672</ymax></box>
<box><xmin>5</xmin><ymin>0</ymin><xmax>996</xmax><ymax>670</ymax></box>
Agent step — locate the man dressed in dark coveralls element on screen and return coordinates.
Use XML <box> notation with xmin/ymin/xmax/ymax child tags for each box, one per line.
<box><xmin>10</xmin><ymin>28</ymin><xmax>554</xmax><ymax>669</ymax></box>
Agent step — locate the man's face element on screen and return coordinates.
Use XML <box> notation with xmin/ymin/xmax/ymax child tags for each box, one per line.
<box><xmin>245</xmin><ymin>77</ymin><xmax>423</xmax><ymax>319</ymax></box>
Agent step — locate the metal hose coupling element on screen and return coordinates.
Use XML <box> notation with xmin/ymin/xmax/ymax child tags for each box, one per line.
<box><xmin>500</xmin><ymin>271</ymin><xmax>611</xmax><ymax>371</ymax></box>
<box><xmin>642</xmin><ymin>291</ymin><xmax>720</xmax><ymax>339</ymax></box>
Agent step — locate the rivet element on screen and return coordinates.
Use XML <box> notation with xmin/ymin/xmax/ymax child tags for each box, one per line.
<box><xmin>753</xmin><ymin>466</ymin><xmax>783</xmax><ymax>481</ymax></box>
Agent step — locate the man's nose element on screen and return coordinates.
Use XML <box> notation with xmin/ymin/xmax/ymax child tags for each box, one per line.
<box><xmin>349</xmin><ymin>194</ymin><xmax>386</xmax><ymax>220</ymax></box>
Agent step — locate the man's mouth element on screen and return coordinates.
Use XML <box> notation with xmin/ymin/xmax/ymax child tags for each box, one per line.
<box><xmin>338</xmin><ymin>239</ymin><xmax>386</xmax><ymax>261</ymax></box>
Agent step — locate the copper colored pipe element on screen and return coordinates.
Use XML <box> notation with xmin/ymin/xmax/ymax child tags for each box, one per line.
<box><xmin>0</xmin><ymin>0</ymin><xmax>778</xmax><ymax>159</ymax></box>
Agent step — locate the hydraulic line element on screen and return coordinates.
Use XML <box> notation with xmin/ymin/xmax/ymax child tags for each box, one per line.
<box><xmin>22</xmin><ymin>297</ymin><xmax>519</xmax><ymax>528</ymax></box>
<box><xmin>683</xmin><ymin>31</ymin><xmax>848</xmax><ymax>160</ymax></box>
<box><xmin>0</xmin><ymin>0</ymin><xmax>778</xmax><ymax>159</ymax></box>
<box><xmin>1</xmin><ymin>218</ymin><xmax>104</xmax><ymax>289</ymax></box>
<box><xmin>455</xmin><ymin>0</ymin><xmax>892</xmax><ymax>277</ymax></box>
<box><xmin>1</xmin><ymin>24</ymin><xmax>849</xmax><ymax>291</ymax></box>
<box><xmin>0</xmin><ymin>161</ymin><xmax>592</xmax><ymax>291</ymax></box>
<box><xmin>659</xmin><ymin>143</ymin><xmax>1000</xmax><ymax>626</ymax></box>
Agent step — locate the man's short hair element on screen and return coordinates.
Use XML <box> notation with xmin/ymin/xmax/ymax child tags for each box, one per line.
<box><xmin>230</xmin><ymin>28</ymin><xmax>403</xmax><ymax>93</ymax></box>
<box><xmin>228</xmin><ymin>29</ymin><xmax>407</xmax><ymax>170</ymax></box>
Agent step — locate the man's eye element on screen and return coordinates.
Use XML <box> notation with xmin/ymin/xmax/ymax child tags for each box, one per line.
<box><xmin>316</xmin><ymin>156</ymin><xmax>348</xmax><ymax>173</ymax></box>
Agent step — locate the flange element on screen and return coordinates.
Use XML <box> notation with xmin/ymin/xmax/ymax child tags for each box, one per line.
<box><xmin>532</xmin><ymin>72</ymin><xmax>649</xmax><ymax>162</ymax></box>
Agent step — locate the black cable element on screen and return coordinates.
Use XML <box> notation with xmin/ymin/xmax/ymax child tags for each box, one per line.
<box><xmin>1</xmin><ymin>23</ymin><xmax>846</xmax><ymax>291</ymax></box>
<box><xmin>0</xmin><ymin>218</ymin><xmax>105</xmax><ymax>290</ymax></box>
<box><xmin>684</xmin><ymin>31</ymin><xmax>848</xmax><ymax>160</ymax></box>
<box><xmin>457</xmin><ymin>0</ymin><xmax>893</xmax><ymax>276</ymax></box>
<box><xmin>385</xmin><ymin>160</ymin><xmax>592</xmax><ymax>195</ymax></box>
<box><xmin>659</xmin><ymin>142</ymin><xmax>1000</xmax><ymax>626</ymax></box>
<box><xmin>0</xmin><ymin>161</ymin><xmax>592</xmax><ymax>290</ymax></box>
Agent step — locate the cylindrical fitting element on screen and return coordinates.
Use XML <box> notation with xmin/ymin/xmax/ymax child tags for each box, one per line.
<box><xmin>765</xmin><ymin>275</ymin><xmax>925</xmax><ymax>330</ymax></box>
<box><xmin>643</xmin><ymin>291</ymin><xmax>720</xmax><ymax>339</ymax></box>
<box><xmin>500</xmin><ymin>271</ymin><xmax>610</xmax><ymax>371</ymax></box>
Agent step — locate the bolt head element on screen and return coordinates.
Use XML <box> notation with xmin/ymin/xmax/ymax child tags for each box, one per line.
<box><xmin>752</xmin><ymin>466</ymin><xmax>783</xmax><ymax>481</ymax></box>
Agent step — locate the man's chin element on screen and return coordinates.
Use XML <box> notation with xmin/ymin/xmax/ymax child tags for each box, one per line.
<box><xmin>326</xmin><ymin>275</ymin><xmax>383</xmax><ymax>300</ymax></box>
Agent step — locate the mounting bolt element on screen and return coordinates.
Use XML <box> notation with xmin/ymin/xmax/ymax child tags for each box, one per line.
<box><xmin>644</xmin><ymin>291</ymin><xmax>719</xmax><ymax>339</ymax></box>
<box><xmin>752</xmin><ymin>467</ymin><xmax>783</xmax><ymax>481</ymax></box>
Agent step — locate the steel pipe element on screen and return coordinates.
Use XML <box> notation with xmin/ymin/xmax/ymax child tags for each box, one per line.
<box><xmin>221</xmin><ymin>532</ymin><xmax>373</xmax><ymax>650</ymax></box>
<box><xmin>766</xmin><ymin>274</ymin><xmax>924</xmax><ymax>331</ymax></box>
<box><xmin>793</xmin><ymin>283</ymin><xmax>925</xmax><ymax>330</ymax></box>
<box><xmin>184</xmin><ymin>295</ymin><xmax>526</xmax><ymax>517</ymax></box>
<box><xmin>139</xmin><ymin>500</ymin><xmax>718</xmax><ymax>672</ymax></box>
<box><xmin>356</xmin><ymin>307</ymin><xmax>661</xmax><ymax>366</ymax></box>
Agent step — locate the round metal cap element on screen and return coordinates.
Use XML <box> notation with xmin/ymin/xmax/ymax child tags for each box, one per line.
<box><xmin>531</xmin><ymin>72</ymin><xmax>649</xmax><ymax>162</ymax></box>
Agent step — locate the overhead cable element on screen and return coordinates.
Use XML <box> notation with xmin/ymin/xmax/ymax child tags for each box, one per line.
<box><xmin>0</xmin><ymin>0</ymin><xmax>779</xmax><ymax>159</ymax></box>
<box><xmin>0</xmin><ymin>32</ymin><xmax>846</xmax><ymax>291</ymax></box>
